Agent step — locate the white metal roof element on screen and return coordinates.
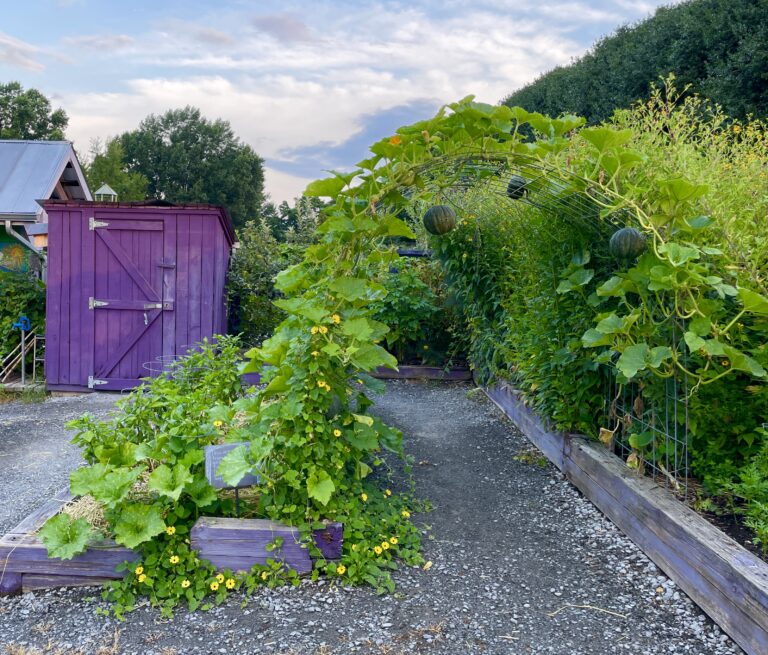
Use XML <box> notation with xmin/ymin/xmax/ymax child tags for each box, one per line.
<box><xmin>0</xmin><ymin>140</ymin><xmax>92</xmax><ymax>221</ymax></box>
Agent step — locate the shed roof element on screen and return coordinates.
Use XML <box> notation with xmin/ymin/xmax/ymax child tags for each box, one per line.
<box><xmin>42</xmin><ymin>199</ymin><xmax>237</xmax><ymax>246</ymax></box>
<box><xmin>0</xmin><ymin>140</ymin><xmax>91</xmax><ymax>222</ymax></box>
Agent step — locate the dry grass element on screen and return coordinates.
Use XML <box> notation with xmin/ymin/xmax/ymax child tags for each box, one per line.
<box><xmin>61</xmin><ymin>496</ymin><xmax>108</xmax><ymax>535</ymax></box>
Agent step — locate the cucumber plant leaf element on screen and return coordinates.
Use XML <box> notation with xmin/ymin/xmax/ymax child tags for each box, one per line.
<box><xmin>307</xmin><ymin>469</ymin><xmax>335</xmax><ymax>506</ymax></box>
<box><xmin>216</xmin><ymin>445</ymin><xmax>251</xmax><ymax>487</ymax></box>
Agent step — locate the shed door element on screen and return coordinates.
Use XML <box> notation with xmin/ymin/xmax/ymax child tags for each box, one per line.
<box><xmin>89</xmin><ymin>216</ymin><xmax>174</xmax><ymax>390</ymax></box>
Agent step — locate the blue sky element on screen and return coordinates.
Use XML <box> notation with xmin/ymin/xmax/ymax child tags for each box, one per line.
<box><xmin>1</xmin><ymin>0</ymin><xmax>676</xmax><ymax>203</ymax></box>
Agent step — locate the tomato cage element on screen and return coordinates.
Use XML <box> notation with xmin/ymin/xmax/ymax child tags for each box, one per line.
<box><xmin>396</xmin><ymin>149</ymin><xmax>691</xmax><ymax>495</ymax></box>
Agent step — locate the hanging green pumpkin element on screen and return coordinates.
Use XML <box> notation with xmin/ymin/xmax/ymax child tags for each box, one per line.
<box><xmin>506</xmin><ymin>174</ymin><xmax>528</xmax><ymax>200</ymax></box>
<box><xmin>423</xmin><ymin>205</ymin><xmax>457</xmax><ymax>235</ymax></box>
<box><xmin>609</xmin><ymin>227</ymin><xmax>646</xmax><ymax>259</ymax></box>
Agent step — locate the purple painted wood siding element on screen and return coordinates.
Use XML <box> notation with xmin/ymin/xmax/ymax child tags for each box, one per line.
<box><xmin>44</xmin><ymin>202</ymin><xmax>234</xmax><ymax>391</ymax></box>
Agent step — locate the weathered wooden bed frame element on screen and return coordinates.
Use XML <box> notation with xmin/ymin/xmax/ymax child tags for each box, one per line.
<box><xmin>483</xmin><ymin>381</ymin><xmax>768</xmax><ymax>655</ymax></box>
<box><xmin>0</xmin><ymin>491</ymin><xmax>341</xmax><ymax>596</ymax></box>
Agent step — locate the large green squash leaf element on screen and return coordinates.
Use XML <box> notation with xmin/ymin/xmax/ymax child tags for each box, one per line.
<box><xmin>39</xmin><ymin>513</ymin><xmax>94</xmax><ymax>560</ymax></box>
<box><xmin>148</xmin><ymin>463</ymin><xmax>193</xmax><ymax>502</ymax></box>
<box><xmin>113</xmin><ymin>503</ymin><xmax>165</xmax><ymax>549</ymax></box>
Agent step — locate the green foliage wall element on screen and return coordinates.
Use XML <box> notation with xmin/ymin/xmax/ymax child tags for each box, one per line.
<box><xmin>504</xmin><ymin>0</ymin><xmax>768</xmax><ymax>123</ymax></box>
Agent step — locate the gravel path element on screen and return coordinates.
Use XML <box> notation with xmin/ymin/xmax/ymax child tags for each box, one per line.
<box><xmin>0</xmin><ymin>382</ymin><xmax>744</xmax><ymax>654</ymax></box>
<box><xmin>0</xmin><ymin>393</ymin><xmax>119</xmax><ymax>535</ymax></box>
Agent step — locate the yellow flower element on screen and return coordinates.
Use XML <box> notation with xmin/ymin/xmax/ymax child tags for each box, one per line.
<box><xmin>169</xmin><ymin>555</ymin><xmax>180</xmax><ymax>565</ymax></box>
<box><xmin>334</xmin><ymin>429</ymin><xmax>342</xmax><ymax>437</ymax></box>
<box><xmin>311</xmin><ymin>326</ymin><xmax>319</xmax><ymax>335</ymax></box>
<box><xmin>389</xmin><ymin>135</ymin><xmax>402</xmax><ymax>146</ymax></box>
<box><xmin>389</xmin><ymin>537</ymin><xmax>398</xmax><ymax>545</ymax></box>
<box><xmin>134</xmin><ymin>566</ymin><xmax>144</xmax><ymax>576</ymax></box>
<box><xmin>216</xmin><ymin>573</ymin><xmax>225</xmax><ymax>584</ymax></box>
<box><xmin>721</xmin><ymin>359</ymin><xmax>730</xmax><ymax>367</ymax></box>
<box><xmin>181</xmin><ymin>579</ymin><xmax>191</xmax><ymax>589</ymax></box>
<box><xmin>336</xmin><ymin>564</ymin><xmax>347</xmax><ymax>575</ymax></box>
<box><xmin>261</xmin><ymin>571</ymin><xmax>269</xmax><ymax>581</ymax></box>
<box><xmin>361</xmin><ymin>493</ymin><xmax>368</xmax><ymax>502</ymax></box>
<box><xmin>401</xmin><ymin>510</ymin><xmax>411</xmax><ymax>518</ymax></box>
<box><xmin>319</xmin><ymin>326</ymin><xmax>328</xmax><ymax>334</ymax></box>
<box><xmin>423</xmin><ymin>345</ymin><xmax>429</xmax><ymax>350</ymax></box>
<box><xmin>318</xmin><ymin>380</ymin><xmax>327</xmax><ymax>388</ymax></box>
<box><xmin>373</xmin><ymin>546</ymin><xmax>383</xmax><ymax>555</ymax></box>
<box><xmin>138</xmin><ymin>574</ymin><xmax>147</xmax><ymax>583</ymax></box>
<box><xmin>351</xmin><ymin>544</ymin><xmax>358</xmax><ymax>551</ymax></box>
<box><xmin>381</xmin><ymin>541</ymin><xmax>390</xmax><ymax>550</ymax></box>
<box><xmin>213</xmin><ymin>420</ymin><xmax>223</xmax><ymax>428</ymax></box>
<box><xmin>332</xmin><ymin>314</ymin><xmax>341</xmax><ymax>324</ymax></box>
<box><xmin>165</xmin><ymin>526</ymin><xmax>176</xmax><ymax>536</ymax></box>
<box><xmin>210</xmin><ymin>581</ymin><xmax>219</xmax><ymax>591</ymax></box>
<box><xmin>312</xmin><ymin>351</ymin><xmax>320</xmax><ymax>357</ymax></box>
<box><xmin>226</xmin><ymin>578</ymin><xmax>235</xmax><ymax>589</ymax></box>
<box><xmin>733</xmin><ymin>124</ymin><xmax>742</xmax><ymax>134</ymax></box>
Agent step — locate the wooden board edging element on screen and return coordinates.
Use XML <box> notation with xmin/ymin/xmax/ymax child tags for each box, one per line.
<box><xmin>372</xmin><ymin>366</ymin><xmax>472</xmax><ymax>381</ymax></box>
<box><xmin>482</xmin><ymin>382</ymin><xmax>768</xmax><ymax>655</ymax></box>
<box><xmin>1</xmin><ymin>490</ymin><xmax>343</xmax><ymax>596</ymax></box>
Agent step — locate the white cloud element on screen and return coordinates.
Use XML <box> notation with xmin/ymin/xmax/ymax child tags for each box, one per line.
<box><xmin>0</xmin><ymin>32</ymin><xmax>45</xmax><ymax>71</ymax></box>
<box><xmin>264</xmin><ymin>166</ymin><xmax>313</xmax><ymax>204</ymax></box>
<box><xmin>50</xmin><ymin>0</ymin><xmax>673</xmax><ymax>202</ymax></box>
<box><xmin>64</xmin><ymin>34</ymin><xmax>134</xmax><ymax>50</ymax></box>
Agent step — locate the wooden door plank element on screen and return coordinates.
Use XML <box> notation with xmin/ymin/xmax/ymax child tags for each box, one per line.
<box><xmin>95</xmin><ymin>309</ymin><xmax>161</xmax><ymax>378</ymax></box>
<box><xmin>95</xmin><ymin>229</ymin><xmax>159</xmax><ymax>302</ymax></box>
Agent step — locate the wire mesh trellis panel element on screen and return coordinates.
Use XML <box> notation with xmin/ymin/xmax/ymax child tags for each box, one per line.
<box><xmin>605</xmin><ymin>373</ymin><xmax>690</xmax><ymax>499</ymax></box>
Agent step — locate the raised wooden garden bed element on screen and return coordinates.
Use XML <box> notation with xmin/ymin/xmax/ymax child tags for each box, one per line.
<box><xmin>372</xmin><ymin>365</ymin><xmax>472</xmax><ymax>381</ymax></box>
<box><xmin>484</xmin><ymin>382</ymin><xmax>768</xmax><ymax>655</ymax></box>
<box><xmin>0</xmin><ymin>491</ymin><xmax>341</xmax><ymax>597</ymax></box>
<box><xmin>0</xmin><ymin>489</ymin><xmax>137</xmax><ymax>596</ymax></box>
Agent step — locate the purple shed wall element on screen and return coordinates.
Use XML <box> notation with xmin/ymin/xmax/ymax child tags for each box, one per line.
<box><xmin>44</xmin><ymin>201</ymin><xmax>234</xmax><ymax>391</ymax></box>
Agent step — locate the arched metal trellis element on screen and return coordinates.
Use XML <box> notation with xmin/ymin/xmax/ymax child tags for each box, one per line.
<box><xmin>395</xmin><ymin>149</ymin><xmax>690</xmax><ymax>496</ymax></box>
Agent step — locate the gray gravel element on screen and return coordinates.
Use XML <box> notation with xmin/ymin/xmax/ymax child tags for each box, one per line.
<box><xmin>0</xmin><ymin>381</ymin><xmax>745</xmax><ymax>654</ymax></box>
<box><xmin>0</xmin><ymin>392</ymin><xmax>119</xmax><ymax>535</ymax></box>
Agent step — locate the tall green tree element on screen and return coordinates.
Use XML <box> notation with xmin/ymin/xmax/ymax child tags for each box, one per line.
<box><xmin>85</xmin><ymin>138</ymin><xmax>149</xmax><ymax>201</ymax></box>
<box><xmin>119</xmin><ymin>107</ymin><xmax>265</xmax><ymax>228</ymax></box>
<box><xmin>0</xmin><ymin>81</ymin><xmax>68</xmax><ymax>140</ymax></box>
<box><xmin>504</xmin><ymin>0</ymin><xmax>768</xmax><ymax>123</ymax></box>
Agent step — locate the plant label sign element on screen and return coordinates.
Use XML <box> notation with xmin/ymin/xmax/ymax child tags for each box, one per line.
<box><xmin>204</xmin><ymin>443</ymin><xmax>259</xmax><ymax>489</ymax></box>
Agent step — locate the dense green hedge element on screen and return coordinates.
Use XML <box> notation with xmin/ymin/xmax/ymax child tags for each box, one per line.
<box><xmin>504</xmin><ymin>0</ymin><xmax>768</xmax><ymax>123</ymax></box>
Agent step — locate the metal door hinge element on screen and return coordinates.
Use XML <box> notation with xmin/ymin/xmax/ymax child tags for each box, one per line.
<box><xmin>88</xmin><ymin>297</ymin><xmax>109</xmax><ymax>309</ymax></box>
<box><xmin>88</xmin><ymin>376</ymin><xmax>107</xmax><ymax>388</ymax></box>
<box><xmin>89</xmin><ymin>217</ymin><xmax>109</xmax><ymax>230</ymax></box>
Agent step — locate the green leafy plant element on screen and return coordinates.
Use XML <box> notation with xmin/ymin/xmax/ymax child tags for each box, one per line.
<box><xmin>0</xmin><ymin>271</ymin><xmax>45</xmax><ymax>361</ymax></box>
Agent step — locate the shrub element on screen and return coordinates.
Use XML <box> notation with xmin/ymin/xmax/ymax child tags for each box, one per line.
<box><xmin>0</xmin><ymin>271</ymin><xmax>45</xmax><ymax>361</ymax></box>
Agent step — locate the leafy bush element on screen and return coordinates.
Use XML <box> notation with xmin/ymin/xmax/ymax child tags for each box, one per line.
<box><xmin>0</xmin><ymin>271</ymin><xmax>45</xmax><ymax>361</ymax></box>
<box><xmin>372</xmin><ymin>258</ymin><xmax>466</xmax><ymax>366</ymax></box>
<box><xmin>228</xmin><ymin>201</ymin><xmax>321</xmax><ymax>346</ymax></box>
<box><xmin>41</xmin><ymin>337</ymin><xmax>250</xmax><ymax>616</ymax></box>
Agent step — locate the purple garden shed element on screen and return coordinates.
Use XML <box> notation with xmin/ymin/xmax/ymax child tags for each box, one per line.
<box><xmin>43</xmin><ymin>201</ymin><xmax>235</xmax><ymax>391</ymax></box>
